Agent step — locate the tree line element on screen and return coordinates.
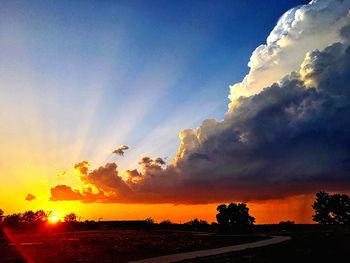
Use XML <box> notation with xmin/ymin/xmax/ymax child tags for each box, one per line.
<box><xmin>0</xmin><ymin>210</ymin><xmax>77</xmax><ymax>226</ymax></box>
<box><xmin>1</xmin><ymin>191</ymin><xmax>350</xmax><ymax>228</ymax></box>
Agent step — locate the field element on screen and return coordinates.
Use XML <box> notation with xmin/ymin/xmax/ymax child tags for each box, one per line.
<box><xmin>1</xmin><ymin>225</ymin><xmax>350</xmax><ymax>263</ymax></box>
<box><xmin>180</xmin><ymin>226</ymin><xmax>350</xmax><ymax>262</ymax></box>
<box><xmin>0</xmin><ymin>226</ymin><xmax>264</xmax><ymax>263</ymax></box>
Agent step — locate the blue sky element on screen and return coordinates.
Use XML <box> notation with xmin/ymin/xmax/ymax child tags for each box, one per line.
<box><xmin>0</xmin><ymin>0</ymin><xmax>310</xmax><ymax>172</ymax></box>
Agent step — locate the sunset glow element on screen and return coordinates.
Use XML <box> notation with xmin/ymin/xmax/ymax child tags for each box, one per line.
<box><xmin>49</xmin><ymin>215</ymin><xmax>58</xmax><ymax>224</ymax></box>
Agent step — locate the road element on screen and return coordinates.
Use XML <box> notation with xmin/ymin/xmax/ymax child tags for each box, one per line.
<box><xmin>129</xmin><ymin>235</ymin><xmax>291</xmax><ymax>263</ymax></box>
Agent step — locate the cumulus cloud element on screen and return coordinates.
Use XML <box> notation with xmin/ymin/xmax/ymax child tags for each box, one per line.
<box><xmin>50</xmin><ymin>0</ymin><xmax>350</xmax><ymax>204</ymax></box>
<box><xmin>112</xmin><ymin>145</ymin><xmax>129</xmax><ymax>156</ymax></box>
<box><xmin>25</xmin><ymin>193</ymin><xmax>36</xmax><ymax>201</ymax></box>
<box><xmin>229</xmin><ymin>0</ymin><xmax>350</xmax><ymax>106</ymax></box>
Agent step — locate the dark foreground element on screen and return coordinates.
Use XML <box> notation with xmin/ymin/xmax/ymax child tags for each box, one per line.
<box><xmin>0</xmin><ymin>227</ymin><xmax>263</xmax><ymax>263</ymax></box>
<box><xmin>1</xmin><ymin>225</ymin><xmax>350</xmax><ymax>263</ymax></box>
<box><xmin>181</xmin><ymin>225</ymin><xmax>350</xmax><ymax>263</ymax></box>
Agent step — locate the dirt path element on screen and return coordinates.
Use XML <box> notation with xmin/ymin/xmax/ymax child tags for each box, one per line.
<box><xmin>129</xmin><ymin>235</ymin><xmax>291</xmax><ymax>263</ymax></box>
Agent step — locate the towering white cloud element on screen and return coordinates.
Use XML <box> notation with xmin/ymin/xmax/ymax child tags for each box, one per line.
<box><xmin>229</xmin><ymin>0</ymin><xmax>350</xmax><ymax>106</ymax></box>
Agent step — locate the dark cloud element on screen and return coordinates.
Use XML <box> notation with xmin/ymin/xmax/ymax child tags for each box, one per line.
<box><xmin>25</xmin><ymin>193</ymin><xmax>36</xmax><ymax>201</ymax></box>
<box><xmin>126</xmin><ymin>169</ymin><xmax>142</xmax><ymax>178</ymax></box>
<box><xmin>112</xmin><ymin>145</ymin><xmax>129</xmax><ymax>156</ymax></box>
<box><xmin>166</xmin><ymin>41</ymin><xmax>350</xmax><ymax>202</ymax></box>
<box><xmin>50</xmin><ymin>32</ymin><xmax>350</xmax><ymax>204</ymax></box>
<box><xmin>340</xmin><ymin>24</ymin><xmax>350</xmax><ymax>41</ymax></box>
<box><xmin>138</xmin><ymin>156</ymin><xmax>166</xmax><ymax>170</ymax></box>
<box><xmin>154</xmin><ymin>157</ymin><xmax>166</xmax><ymax>165</ymax></box>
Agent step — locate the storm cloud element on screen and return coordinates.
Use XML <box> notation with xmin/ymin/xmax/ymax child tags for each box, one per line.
<box><xmin>50</xmin><ymin>0</ymin><xmax>350</xmax><ymax>204</ymax></box>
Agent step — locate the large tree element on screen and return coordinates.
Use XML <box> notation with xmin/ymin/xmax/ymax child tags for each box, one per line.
<box><xmin>312</xmin><ymin>191</ymin><xmax>350</xmax><ymax>224</ymax></box>
<box><xmin>216</xmin><ymin>203</ymin><xmax>255</xmax><ymax>231</ymax></box>
<box><xmin>64</xmin><ymin>213</ymin><xmax>78</xmax><ymax>222</ymax></box>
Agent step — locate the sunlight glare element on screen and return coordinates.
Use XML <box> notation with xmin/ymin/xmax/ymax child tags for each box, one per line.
<box><xmin>49</xmin><ymin>215</ymin><xmax>58</xmax><ymax>224</ymax></box>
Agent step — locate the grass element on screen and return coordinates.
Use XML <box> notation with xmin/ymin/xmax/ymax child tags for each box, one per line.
<box><xmin>2</xmin><ymin>225</ymin><xmax>350</xmax><ymax>263</ymax></box>
<box><xmin>180</xmin><ymin>226</ymin><xmax>350</xmax><ymax>262</ymax></box>
<box><xmin>0</xmin><ymin>227</ymin><xmax>264</xmax><ymax>263</ymax></box>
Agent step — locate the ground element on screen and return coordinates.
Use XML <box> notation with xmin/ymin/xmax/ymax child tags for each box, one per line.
<box><xmin>180</xmin><ymin>226</ymin><xmax>350</xmax><ymax>262</ymax></box>
<box><xmin>1</xmin><ymin>225</ymin><xmax>350</xmax><ymax>263</ymax></box>
<box><xmin>0</xmin><ymin>227</ymin><xmax>263</xmax><ymax>263</ymax></box>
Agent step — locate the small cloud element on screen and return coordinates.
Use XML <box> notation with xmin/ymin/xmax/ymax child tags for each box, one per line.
<box><xmin>154</xmin><ymin>157</ymin><xmax>166</xmax><ymax>165</ymax></box>
<box><xmin>56</xmin><ymin>171</ymin><xmax>67</xmax><ymax>177</ymax></box>
<box><xmin>112</xmin><ymin>145</ymin><xmax>129</xmax><ymax>156</ymax></box>
<box><xmin>25</xmin><ymin>193</ymin><xmax>36</xmax><ymax>201</ymax></box>
<box><xmin>138</xmin><ymin>156</ymin><xmax>165</xmax><ymax>170</ymax></box>
<box><xmin>74</xmin><ymin>161</ymin><xmax>90</xmax><ymax>175</ymax></box>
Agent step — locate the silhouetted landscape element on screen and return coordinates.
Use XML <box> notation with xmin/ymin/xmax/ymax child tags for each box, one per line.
<box><xmin>1</xmin><ymin>191</ymin><xmax>350</xmax><ymax>262</ymax></box>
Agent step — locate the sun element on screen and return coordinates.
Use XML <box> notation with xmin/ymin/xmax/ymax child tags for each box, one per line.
<box><xmin>48</xmin><ymin>215</ymin><xmax>59</xmax><ymax>224</ymax></box>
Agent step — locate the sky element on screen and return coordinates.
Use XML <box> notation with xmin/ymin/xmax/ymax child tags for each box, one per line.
<box><xmin>1</xmin><ymin>0</ymin><xmax>349</xmax><ymax>224</ymax></box>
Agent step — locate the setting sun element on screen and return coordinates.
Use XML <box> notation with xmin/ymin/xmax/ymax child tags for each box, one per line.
<box><xmin>49</xmin><ymin>215</ymin><xmax>58</xmax><ymax>224</ymax></box>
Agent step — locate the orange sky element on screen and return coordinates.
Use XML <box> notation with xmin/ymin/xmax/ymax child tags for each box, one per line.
<box><xmin>0</xmin><ymin>142</ymin><xmax>316</xmax><ymax>224</ymax></box>
<box><xmin>0</xmin><ymin>190</ymin><xmax>315</xmax><ymax>224</ymax></box>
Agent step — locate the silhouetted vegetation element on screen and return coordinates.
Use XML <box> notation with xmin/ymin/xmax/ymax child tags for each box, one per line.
<box><xmin>279</xmin><ymin>220</ymin><xmax>295</xmax><ymax>225</ymax></box>
<box><xmin>144</xmin><ymin>217</ymin><xmax>154</xmax><ymax>224</ymax></box>
<box><xmin>312</xmin><ymin>191</ymin><xmax>350</xmax><ymax>224</ymax></box>
<box><xmin>216</xmin><ymin>203</ymin><xmax>255</xmax><ymax>232</ymax></box>
<box><xmin>64</xmin><ymin>212</ymin><xmax>77</xmax><ymax>222</ymax></box>
<box><xmin>184</xmin><ymin>218</ymin><xmax>209</xmax><ymax>231</ymax></box>
<box><xmin>3</xmin><ymin>213</ymin><xmax>23</xmax><ymax>226</ymax></box>
<box><xmin>159</xmin><ymin>219</ymin><xmax>172</xmax><ymax>227</ymax></box>
<box><xmin>2</xmin><ymin>210</ymin><xmax>50</xmax><ymax>227</ymax></box>
<box><xmin>0</xmin><ymin>209</ymin><xmax>4</xmax><ymax>223</ymax></box>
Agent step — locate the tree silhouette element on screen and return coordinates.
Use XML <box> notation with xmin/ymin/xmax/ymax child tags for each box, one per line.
<box><xmin>159</xmin><ymin>219</ymin><xmax>172</xmax><ymax>226</ymax></box>
<box><xmin>22</xmin><ymin>210</ymin><xmax>36</xmax><ymax>223</ymax></box>
<box><xmin>312</xmin><ymin>191</ymin><xmax>350</xmax><ymax>224</ymax></box>
<box><xmin>35</xmin><ymin>210</ymin><xmax>49</xmax><ymax>223</ymax></box>
<box><xmin>0</xmin><ymin>209</ymin><xmax>4</xmax><ymax>223</ymax></box>
<box><xmin>64</xmin><ymin>213</ymin><xmax>77</xmax><ymax>222</ymax></box>
<box><xmin>216</xmin><ymin>203</ymin><xmax>255</xmax><ymax>232</ymax></box>
<box><xmin>4</xmin><ymin>213</ymin><xmax>22</xmax><ymax>225</ymax></box>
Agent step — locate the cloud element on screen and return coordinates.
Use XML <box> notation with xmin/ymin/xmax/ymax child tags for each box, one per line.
<box><xmin>25</xmin><ymin>193</ymin><xmax>36</xmax><ymax>201</ymax></box>
<box><xmin>50</xmin><ymin>184</ymin><xmax>110</xmax><ymax>203</ymax></box>
<box><xmin>80</xmin><ymin>162</ymin><xmax>131</xmax><ymax>195</ymax></box>
<box><xmin>50</xmin><ymin>0</ymin><xmax>350</xmax><ymax>204</ymax></box>
<box><xmin>50</xmin><ymin>185</ymin><xmax>84</xmax><ymax>201</ymax></box>
<box><xmin>126</xmin><ymin>169</ymin><xmax>142</xmax><ymax>178</ymax></box>
<box><xmin>228</xmin><ymin>0</ymin><xmax>350</xmax><ymax>106</ymax></box>
<box><xmin>74</xmin><ymin>161</ymin><xmax>89</xmax><ymax>175</ymax></box>
<box><xmin>112</xmin><ymin>145</ymin><xmax>129</xmax><ymax>156</ymax></box>
<box><xmin>138</xmin><ymin>156</ymin><xmax>166</xmax><ymax>170</ymax></box>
